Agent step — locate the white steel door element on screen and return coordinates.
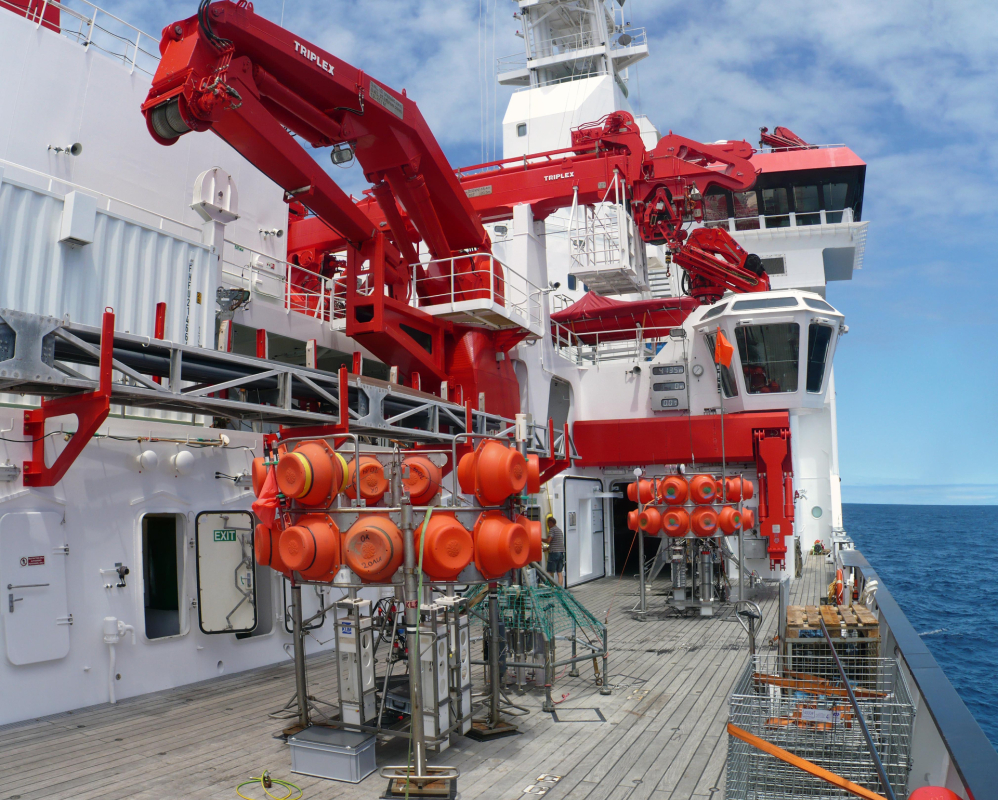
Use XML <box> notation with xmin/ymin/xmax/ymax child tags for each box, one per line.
<box><xmin>564</xmin><ymin>477</ymin><xmax>605</xmax><ymax>587</ymax></box>
<box><xmin>0</xmin><ymin>512</ymin><xmax>71</xmax><ymax>665</ymax></box>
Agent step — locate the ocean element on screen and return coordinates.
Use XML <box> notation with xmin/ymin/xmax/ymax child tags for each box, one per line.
<box><xmin>843</xmin><ymin>503</ymin><xmax>998</xmax><ymax>747</ymax></box>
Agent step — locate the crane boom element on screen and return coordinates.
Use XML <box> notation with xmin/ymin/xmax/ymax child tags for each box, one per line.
<box><xmin>142</xmin><ymin>0</ymin><xmax>520</xmax><ymax>417</ymax></box>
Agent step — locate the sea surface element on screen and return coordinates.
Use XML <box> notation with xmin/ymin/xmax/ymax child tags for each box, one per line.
<box><xmin>843</xmin><ymin>503</ymin><xmax>998</xmax><ymax>748</ymax></box>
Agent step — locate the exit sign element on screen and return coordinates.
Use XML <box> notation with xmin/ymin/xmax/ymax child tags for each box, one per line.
<box><xmin>213</xmin><ymin>529</ymin><xmax>237</xmax><ymax>542</ymax></box>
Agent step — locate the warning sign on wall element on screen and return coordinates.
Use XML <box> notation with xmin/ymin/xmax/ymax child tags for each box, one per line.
<box><xmin>19</xmin><ymin>556</ymin><xmax>45</xmax><ymax>567</ymax></box>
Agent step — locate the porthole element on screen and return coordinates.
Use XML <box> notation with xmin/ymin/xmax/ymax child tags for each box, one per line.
<box><xmin>811</xmin><ymin>506</ymin><xmax>822</xmax><ymax>519</ymax></box>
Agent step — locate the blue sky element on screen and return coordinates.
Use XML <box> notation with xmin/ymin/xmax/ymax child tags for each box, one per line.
<box><xmin>115</xmin><ymin>0</ymin><xmax>998</xmax><ymax>503</ymax></box>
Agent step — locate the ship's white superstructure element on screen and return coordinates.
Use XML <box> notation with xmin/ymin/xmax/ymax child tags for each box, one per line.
<box><xmin>0</xmin><ymin>0</ymin><xmax>862</xmax><ymax>723</ymax></box>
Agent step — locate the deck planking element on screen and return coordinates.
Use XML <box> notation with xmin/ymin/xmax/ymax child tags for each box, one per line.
<box><xmin>0</xmin><ymin>556</ymin><xmax>837</xmax><ymax>799</ymax></box>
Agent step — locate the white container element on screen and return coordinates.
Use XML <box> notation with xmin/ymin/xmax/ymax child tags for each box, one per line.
<box><xmin>288</xmin><ymin>726</ymin><xmax>377</xmax><ymax>783</ymax></box>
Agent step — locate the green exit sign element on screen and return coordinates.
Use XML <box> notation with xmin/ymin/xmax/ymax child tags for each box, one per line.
<box><xmin>213</xmin><ymin>529</ymin><xmax>237</xmax><ymax>542</ymax></box>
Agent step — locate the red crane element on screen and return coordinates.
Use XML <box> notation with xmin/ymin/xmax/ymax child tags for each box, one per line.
<box><xmin>141</xmin><ymin>1</ymin><xmax>771</xmax><ymax>415</ymax></box>
<box><xmin>142</xmin><ymin>0</ymin><xmax>519</xmax><ymax>416</ymax></box>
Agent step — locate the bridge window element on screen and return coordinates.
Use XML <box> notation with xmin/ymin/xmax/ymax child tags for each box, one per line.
<box><xmin>703</xmin><ymin>190</ymin><xmax>729</xmax><ymax>227</ymax></box>
<box><xmin>704</xmin><ymin>333</ymin><xmax>739</xmax><ymax>398</ymax></box>
<box><xmin>793</xmin><ymin>185</ymin><xmax>821</xmax><ymax>226</ymax></box>
<box><xmin>761</xmin><ymin>188</ymin><xmax>790</xmax><ymax>228</ymax></box>
<box><xmin>517</xmin><ymin>123</ymin><xmax>527</xmax><ymax>137</ymax></box>
<box><xmin>823</xmin><ymin>182</ymin><xmax>848</xmax><ymax>223</ymax></box>
<box><xmin>806</xmin><ymin>323</ymin><xmax>833</xmax><ymax>393</ymax></box>
<box><xmin>733</xmin><ymin>191</ymin><xmax>759</xmax><ymax>230</ymax></box>
<box><xmin>735</xmin><ymin>323</ymin><xmax>800</xmax><ymax>394</ymax></box>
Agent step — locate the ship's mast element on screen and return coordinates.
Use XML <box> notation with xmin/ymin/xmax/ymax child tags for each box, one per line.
<box><xmin>499</xmin><ymin>0</ymin><xmax>656</xmax><ymax>157</ymax></box>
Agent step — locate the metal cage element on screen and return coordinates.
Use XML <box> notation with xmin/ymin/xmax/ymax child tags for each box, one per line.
<box><xmin>727</xmin><ymin>654</ymin><xmax>914</xmax><ymax>800</ymax></box>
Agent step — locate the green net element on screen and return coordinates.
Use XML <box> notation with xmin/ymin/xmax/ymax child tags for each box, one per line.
<box><xmin>469</xmin><ymin>580</ymin><xmax>605</xmax><ymax>643</ymax></box>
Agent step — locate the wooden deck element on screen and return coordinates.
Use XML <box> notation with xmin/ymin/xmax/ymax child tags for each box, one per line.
<box><xmin>0</xmin><ymin>554</ymin><xmax>832</xmax><ymax>800</ymax></box>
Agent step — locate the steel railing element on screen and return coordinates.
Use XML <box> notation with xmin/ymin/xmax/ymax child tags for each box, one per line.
<box><xmin>1</xmin><ymin>0</ymin><xmax>161</xmax><ymax>76</ymax></box>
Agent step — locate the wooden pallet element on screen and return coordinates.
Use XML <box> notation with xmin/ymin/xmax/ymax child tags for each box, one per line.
<box><xmin>786</xmin><ymin>604</ymin><xmax>879</xmax><ymax>640</ymax></box>
<box><xmin>784</xmin><ymin>604</ymin><xmax>880</xmax><ymax>682</ymax></box>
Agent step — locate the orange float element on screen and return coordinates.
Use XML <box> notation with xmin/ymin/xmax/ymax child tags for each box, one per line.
<box><xmin>718</xmin><ymin>506</ymin><xmax>742</xmax><ymax>535</ymax></box>
<box><xmin>402</xmin><ymin>455</ymin><xmax>443</xmax><ymax>505</ymax></box>
<box><xmin>473</xmin><ymin>511</ymin><xmax>530</xmax><ymax>579</ymax></box>
<box><xmin>718</xmin><ymin>477</ymin><xmax>755</xmax><ymax>503</ymax></box>
<box><xmin>691</xmin><ymin>506</ymin><xmax>719</xmax><ymax>537</ymax></box>
<box><xmin>415</xmin><ymin>513</ymin><xmax>474</xmax><ymax>580</ymax></box>
<box><xmin>658</xmin><ymin>475</ymin><xmax>688</xmax><ymax>505</ymax></box>
<box><xmin>627</xmin><ymin>509</ymin><xmax>640</xmax><ymax>531</ymax></box>
<box><xmin>741</xmin><ymin>508</ymin><xmax>756</xmax><ymax>530</ymax></box>
<box><xmin>638</xmin><ymin>507</ymin><xmax>662</xmax><ymax>535</ymax></box>
<box><xmin>278</xmin><ymin>514</ymin><xmax>341</xmax><ymax>580</ymax></box>
<box><xmin>689</xmin><ymin>475</ymin><xmax>718</xmax><ymax>505</ymax></box>
<box><xmin>661</xmin><ymin>508</ymin><xmax>689</xmax><ymax>537</ymax></box>
<box><xmin>526</xmin><ymin>454</ymin><xmax>541</xmax><ymax>494</ymax></box>
<box><xmin>251</xmin><ymin>457</ymin><xmax>268</xmax><ymax>496</ymax></box>
<box><xmin>255</xmin><ymin>523</ymin><xmax>289</xmax><ymax>573</ymax></box>
<box><xmin>516</xmin><ymin>514</ymin><xmax>544</xmax><ymax>563</ymax></box>
<box><xmin>345</xmin><ymin>456</ymin><xmax>389</xmax><ymax>505</ymax></box>
<box><xmin>275</xmin><ymin>440</ymin><xmax>346</xmax><ymax>507</ymax></box>
<box><xmin>626</xmin><ymin>480</ymin><xmax>655</xmax><ymax>504</ymax></box>
<box><xmin>458</xmin><ymin>441</ymin><xmax>527</xmax><ymax>504</ymax></box>
<box><xmin>342</xmin><ymin>515</ymin><xmax>404</xmax><ymax>582</ymax></box>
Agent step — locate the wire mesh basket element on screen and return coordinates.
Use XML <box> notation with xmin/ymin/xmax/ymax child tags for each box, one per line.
<box><xmin>727</xmin><ymin>654</ymin><xmax>913</xmax><ymax>800</ymax></box>
<box><xmin>469</xmin><ymin>582</ymin><xmax>605</xmax><ymax>643</ymax></box>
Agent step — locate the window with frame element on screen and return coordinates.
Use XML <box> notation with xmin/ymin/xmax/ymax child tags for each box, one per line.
<box><xmin>734</xmin><ymin>323</ymin><xmax>800</xmax><ymax>394</ymax></box>
<box><xmin>733</xmin><ymin>191</ymin><xmax>760</xmax><ymax>230</ymax></box>
<box><xmin>793</xmin><ymin>185</ymin><xmax>821</xmax><ymax>226</ymax></box>
<box><xmin>806</xmin><ymin>323</ymin><xmax>833</xmax><ymax>393</ymax></box>
<box><xmin>704</xmin><ymin>332</ymin><xmax>739</xmax><ymax>398</ymax></box>
<box><xmin>823</xmin><ymin>182</ymin><xmax>848</xmax><ymax>223</ymax></box>
<box><xmin>761</xmin><ymin>188</ymin><xmax>790</xmax><ymax>228</ymax></box>
<box><xmin>703</xmin><ymin>190</ymin><xmax>729</xmax><ymax>227</ymax></box>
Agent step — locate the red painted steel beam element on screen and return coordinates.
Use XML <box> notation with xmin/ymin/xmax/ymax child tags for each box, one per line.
<box><xmin>572</xmin><ymin>412</ymin><xmax>790</xmax><ymax>467</ymax></box>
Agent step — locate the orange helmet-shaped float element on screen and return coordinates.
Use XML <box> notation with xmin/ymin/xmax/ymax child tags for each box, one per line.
<box><xmin>718</xmin><ymin>477</ymin><xmax>755</xmax><ymax>503</ymax></box>
<box><xmin>718</xmin><ymin>506</ymin><xmax>742</xmax><ymax>535</ymax></box>
<box><xmin>415</xmin><ymin>513</ymin><xmax>474</xmax><ymax>580</ymax></box>
<box><xmin>255</xmin><ymin>523</ymin><xmax>289</xmax><ymax>574</ymax></box>
<box><xmin>275</xmin><ymin>441</ymin><xmax>347</xmax><ymax>507</ymax></box>
<box><xmin>402</xmin><ymin>455</ymin><xmax>443</xmax><ymax>505</ymax></box>
<box><xmin>473</xmin><ymin>511</ymin><xmax>530</xmax><ymax>579</ymax></box>
<box><xmin>342</xmin><ymin>515</ymin><xmax>404</xmax><ymax>582</ymax></box>
<box><xmin>691</xmin><ymin>506</ymin><xmax>719</xmax><ymax>537</ymax></box>
<box><xmin>345</xmin><ymin>456</ymin><xmax>389</xmax><ymax>505</ymax></box>
<box><xmin>278</xmin><ymin>514</ymin><xmax>341</xmax><ymax>580</ymax></box>
<box><xmin>661</xmin><ymin>508</ymin><xmax>690</xmax><ymax>538</ymax></box>
<box><xmin>626</xmin><ymin>479</ymin><xmax>655</xmax><ymax>504</ymax></box>
<box><xmin>458</xmin><ymin>441</ymin><xmax>527</xmax><ymax>505</ymax></box>
<box><xmin>658</xmin><ymin>476</ymin><xmax>688</xmax><ymax>506</ymax></box>
<box><xmin>689</xmin><ymin>475</ymin><xmax>718</xmax><ymax>505</ymax></box>
<box><xmin>638</xmin><ymin>507</ymin><xmax>662</xmax><ymax>535</ymax></box>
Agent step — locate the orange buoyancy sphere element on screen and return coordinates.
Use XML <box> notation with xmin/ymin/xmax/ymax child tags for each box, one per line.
<box><xmin>252</xmin><ymin>457</ymin><xmax>268</xmax><ymax>497</ymax></box>
<box><xmin>689</xmin><ymin>475</ymin><xmax>718</xmax><ymax>504</ymax></box>
<box><xmin>627</xmin><ymin>480</ymin><xmax>655</xmax><ymax>504</ymax></box>
<box><xmin>718</xmin><ymin>506</ymin><xmax>742</xmax><ymax>535</ymax></box>
<box><xmin>517</xmin><ymin>515</ymin><xmax>543</xmax><ymax>563</ymax></box>
<box><xmin>278</xmin><ymin>514</ymin><xmax>340</xmax><ymax>580</ymax></box>
<box><xmin>345</xmin><ymin>456</ymin><xmax>389</xmax><ymax>504</ymax></box>
<box><xmin>342</xmin><ymin>515</ymin><xmax>404</xmax><ymax>582</ymax></box>
<box><xmin>255</xmin><ymin>523</ymin><xmax>289</xmax><ymax>573</ymax></box>
<box><xmin>658</xmin><ymin>475</ymin><xmax>688</xmax><ymax>505</ymax></box>
<box><xmin>661</xmin><ymin>508</ymin><xmax>690</xmax><ymax>538</ymax></box>
<box><xmin>415</xmin><ymin>513</ymin><xmax>474</xmax><ymax>580</ymax></box>
<box><xmin>275</xmin><ymin>441</ymin><xmax>345</xmax><ymax>507</ymax></box>
<box><xmin>691</xmin><ymin>506</ymin><xmax>719</xmax><ymax>537</ymax></box>
<box><xmin>639</xmin><ymin>507</ymin><xmax>662</xmax><ymax>535</ymax></box>
<box><xmin>474</xmin><ymin>512</ymin><xmax>530</xmax><ymax>579</ymax></box>
<box><xmin>402</xmin><ymin>455</ymin><xmax>443</xmax><ymax>505</ymax></box>
<box><xmin>526</xmin><ymin>454</ymin><xmax>541</xmax><ymax>494</ymax></box>
<box><xmin>627</xmin><ymin>509</ymin><xmax>640</xmax><ymax>531</ymax></box>
<box><xmin>475</xmin><ymin>441</ymin><xmax>528</xmax><ymax>504</ymax></box>
<box><xmin>741</xmin><ymin>508</ymin><xmax>756</xmax><ymax>530</ymax></box>
<box><xmin>719</xmin><ymin>477</ymin><xmax>755</xmax><ymax>503</ymax></box>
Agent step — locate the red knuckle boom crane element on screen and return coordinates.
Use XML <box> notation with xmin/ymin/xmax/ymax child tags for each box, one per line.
<box><xmin>141</xmin><ymin>1</ymin><xmax>771</xmax><ymax>417</ymax></box>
